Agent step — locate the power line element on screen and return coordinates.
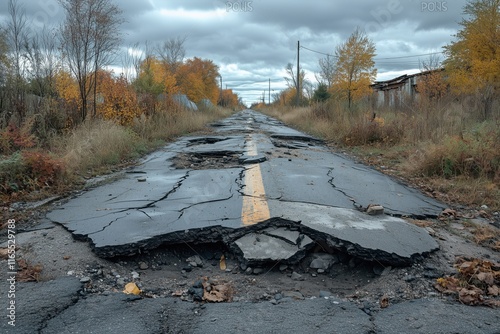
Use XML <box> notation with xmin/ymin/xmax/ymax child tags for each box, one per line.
<box><xmin>300</xmin><ymin>45</ymin><xmax>336</xmax><ymax>57</ymax></box>
<box><xmin>375</xmin><ymin>52</ymin><xmax>445</xmax><ymax>60</ymax></box>
<box><xmin>300</xmin><ymin>44</ymin><xmax>445</xmax><ymax>60</ymax></box>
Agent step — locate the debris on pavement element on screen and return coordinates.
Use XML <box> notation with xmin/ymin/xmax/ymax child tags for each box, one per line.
<box><xmin>123</xmin><ymin>282</ymin><xmax>141</xmax><ymax>295</ymax></box>
<box><xmin>366</xmin><ymin>204</ymin><xmax>384</xmax><ymax>215</ymax></box>
<box><xmin>219</xmin><ymin>254</ymin><xmax>226</xmax><ymax>271</ymax></box>
<box><xmin>184</xmin><ymin>277</ymin><xmax>234</xmax><ymax>303</ymax></box>
<box><xmin>434</xmin><ymin>257</ymin><xmax>500</xmax><ymax>307</ymax></box>
<box><xmin>379</xmin><ymin>294</ymin><xmax>389</xmax><ymax>308</ymax></box>
<box><xmin>16</xmin><ymin>258</ymin><xmax>43</xmax><ymax>282</ymax></box>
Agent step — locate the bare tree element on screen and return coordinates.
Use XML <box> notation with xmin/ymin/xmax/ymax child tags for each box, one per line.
<box><xmin>284</xmin><ymin>62</ymin><xmax>309</xmax><ymax>105</ymax></box>
<box><xmin>121</xmin><ymin>43</ymin><xmax>138</xmax><ymax>82</ymax></box>
<box><xmin>317</xmin><ymin>54</ymin><xmax>335</xmax><ymax>88</ymax></box>
<box><xmin>24</xmin><ymin>27</ymin><xmax>59</xmax><ymax>98</ymax></box>
<box><xmin>419</xmin><ymin>53</ymin><xmax>442</xmax><ymax>72</ymax></box>
<box><xmin>7</xmin><ymin>0</ymin><xmax>28</xmax><ymax>86</ymax></box>
<box><xmin>59</xmin><ymin>0</ymin><xmax>123</xmax><ymax>121</ymax></box>
<box><xmin>5</xmin><ymin>0</ymin><xmax>29</xmax><ymax>121</ymax></box>
<box><xmin>156</xmin><ymin>36</ymin><xmax>187</xmax><ymax>73</ymax></box>
<box><xmin>121</xmin><ymin>41</ymin><xmax>154</xmax><ymax>82</ymax></box>
<box><xmin>284</xmin><ymin>62</ymin><xmax>307</xmax><ymax>90</ymax></box>
<box><xmin>0</xmin><ymin>30</ymin><xmax>10</xmax><ymax>126</ymax></box>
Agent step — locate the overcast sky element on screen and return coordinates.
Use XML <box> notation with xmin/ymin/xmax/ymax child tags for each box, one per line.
<box><xmin>0</xmin><ymin>0</ymin><xmax>467</xmax><ymax>105</ymax></box>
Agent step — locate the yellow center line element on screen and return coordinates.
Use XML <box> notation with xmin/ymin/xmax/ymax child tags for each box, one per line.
<box><xmin>241</xmin><ymin>136</ymin><xmax>270</xmax><ymax>226</ymax></box>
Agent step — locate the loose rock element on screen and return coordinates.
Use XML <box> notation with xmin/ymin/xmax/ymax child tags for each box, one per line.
<box><xmin>291</xmin><ymin>271</ymin><xmax>304</xmax><ymax>281</ymax></box>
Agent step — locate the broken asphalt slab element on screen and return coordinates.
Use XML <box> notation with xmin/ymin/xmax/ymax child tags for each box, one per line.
<box><xmin>233</xmin><ymin>227</ymin><xmax>314</xmax><ymax>265</ymax></box>
<box><xmin>269</xmin><ymin>201</ymin><xmax>439</xmax><ymax>265</ymax></box>
<box><xmin>46</xmin><ymin>109</ymin><xmax>445</xmax><ymax>265</ymax></box>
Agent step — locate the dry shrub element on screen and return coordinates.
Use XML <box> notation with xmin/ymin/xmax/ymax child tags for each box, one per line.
<box><xmin>408</xmin><ymin>124</ymin><xmax>500</xmax><ymax>179</ymax></box>
<box><xmin>56</xmin><ymin>119</ymin><xmax>147</xmax><ymax>174</ymax></box>
<box><xmin>133</xmin><ymin>105</ymin><xmax>232</xmax><ymax>142</ymax></box>
<box><xmin>343</xmin><ymin>113</ymin><xmax>405</xmax><ymax>146</ymax></box>
<box><xmin>0</xmin><ymin>119</ymin><xmax>37</xmax><ymax>154</ymax></box>
<box><xmin>0</xmin><ymin>150</ymin><xmax>64</xmax><ymax>196</ymax></box>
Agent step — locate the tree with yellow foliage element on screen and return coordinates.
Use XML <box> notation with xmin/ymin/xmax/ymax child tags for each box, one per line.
<box><xmin>443</xmin><ymin>0</ymin><xmax>500</xmax><ymax>118</ymax></box>
<box><xmin>275</xmin><ymin>88</ymin><xmax>298</xmax><ymax>107</ymax></box>
<box><xmin>219</xmin><ymin>89</ymin><xmax>239</xmax><ymax>108</ymax></box>
<box><xmin>97</xmin><ymin>71</ymin><xmax>141</xmax><ymax>125</ymax></box>
<box><xmin>134</xmin><ymin>56</ymin><xmax>177</xmax><ymax>96</ymax></box>
<box><xmin>176</xmin><ymin>57</ymin><xmax>219</xmax><ymax>104</ymax></box>
<box><xmin>54</xmin><ymin>69</ymin><xmax>80</xmax><ymax>107</ymax></box>
<box><xmin>330</xmin><ymin>27</ymin><xmax>376</xmax><ymax>109</ymax></box>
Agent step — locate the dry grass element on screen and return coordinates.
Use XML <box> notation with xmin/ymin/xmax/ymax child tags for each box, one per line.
<box><xmin>52</xmin><ymin>119</ymin><xmax>147</xmax><ymax>176</ymax></box>
<box><xmin>55</xmin><ymin>105</ymin><xmax>233</xmax><ymax>177</ymax></box>
<box><xmin>259</xmin><ymin>99</ymin><xmax>500</xmax><ymax>211</ymax></box>
<box><xmin>133</xmin><ymin>105</ymin><xmax>232</xmax><ymax>142</ymax></box>
<box><xmin>472</xmin><ymin>225</ymin><xmax>500</xmax><ymax>250</ymax></box>
<box><xmin>420</xmin><ymin>177</ymin><xmax>500</xmax><ymax>211</ymax></box>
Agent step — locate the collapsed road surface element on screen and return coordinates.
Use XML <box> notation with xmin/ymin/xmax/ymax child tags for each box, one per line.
<box><xmin>3</xmin><ymin>109</ymin><xmax>500</xmax><ymax>334</ymax></box>
<box><xmin>47</xmin><ymin>109</ymin><xmax>444</xmax><ymax>265</ymax></box>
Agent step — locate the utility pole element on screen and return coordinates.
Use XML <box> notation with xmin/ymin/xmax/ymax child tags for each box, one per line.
<box><xmin>296</xmin><ymin>41</ymin><xmax>300</xmax><ymax>107</ymax></box>
<box><xmin>268</xmin><ymin>78</ymin><xmax>271</xmax><ymax>104</ymax></box>
<box><xmin>219</xmin><ymin>75</ymin><xmax>222</xmax><ymax>105</ymax></box>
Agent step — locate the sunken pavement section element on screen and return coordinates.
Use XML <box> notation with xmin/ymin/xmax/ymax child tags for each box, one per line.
<box><xmin>47</xmin><ymin>110</ymin><xmax>445</xmax><ymax>266</ymax></box>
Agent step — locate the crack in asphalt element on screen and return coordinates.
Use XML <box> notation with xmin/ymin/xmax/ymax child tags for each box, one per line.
<box><xmin>86</xmin><ymin>213</ymin><xmax>131</xmax><ymax>236</ymax></box>
<box><xmin>326</xmin><ymin>168</ymin><xmax>361</xmax><ymax>209</ymax></box>
<box><xmin>36</xmin><ymin>281</ymin><xmax>84</xmax><ymax>333</ymax></box>
<box><xmin>260</xmin><ymin>230</ymin><xmax>298</xmax><ymax>246</ymax></box>
<box><xmin>326</xmin><ymin>168</ymin><xmax>428</xmax><ymax>217</ymax></box>
<box><xmin>84</xmin><ymin>172</ymin><xmax>191</xmax><ymax>235</ymax></box>
<box><xmin>176</xmin><ymin>193</ymin><xmax>235</xmax><ymax>221</ymax></box>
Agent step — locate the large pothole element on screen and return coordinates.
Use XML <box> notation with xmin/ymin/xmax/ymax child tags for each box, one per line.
<box><xmin>172</xmin><ymin>152</ymin><xmax>242</xmax><ymax>170</ymax></box>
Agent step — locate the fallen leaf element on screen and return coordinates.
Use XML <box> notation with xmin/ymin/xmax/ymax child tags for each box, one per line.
<box><xmin>379</xmin><ymin>294</ymin><xmax>389</xmax><ymax>308</ymax></box>
<box><xmin>123</xmin><ymin>282</ymin><xmax>141</xmax><ymax>295</ymax></box>
<box><xmin>458</xmin><ymin>287</ymin><xmax>483</xmax><ymax>305</ymax></box>
<box><xmin>477</xmin><ymin>272</ymin><xmax>495</xmax><ymax>286</ymax></box>
<box><xmin>219</xmin><ymin>254</ymin><xmax>226</xmax><ymax>271</ymax></box>
<box><xmin>441</xmin><ymin>208</ymin><xmax>456</xmax><ymax>217</ymax></box>
<box><xmin>487</xmin><ymin>285</ymin><xmax>499</xmax><ymax>296</ymax></box>
<box><xmin>203</xmin><ymin>283</ymin><xmax>233</xmax><ymax>302</ymax></box>
<box><xmin>0</xmin><ymin>248</ymin><xmax>8</xmax><ymax>259</ymax></box>
<box><xmin>16</xmin><ymin>259</ymin><xmax>42</xmax><ymax>282</ymax></box>
<box><xmin>434</xmin><ymin>276</ymin><xmax>460</xmax><ymax>294</ymax></box>
<box><xmin>483</xmin><ymin>299</ymin><xmax>500</xmax><ymax>308</ymax></box>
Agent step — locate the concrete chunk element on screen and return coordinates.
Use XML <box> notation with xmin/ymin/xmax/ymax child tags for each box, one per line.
<box><xmin>233</xmin><ymin>227</ymin><xmax>309</xmax><ymax>264</ymax></box>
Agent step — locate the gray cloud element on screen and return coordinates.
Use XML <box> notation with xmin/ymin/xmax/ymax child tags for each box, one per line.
<box><xmin>0</xmin><ymin>0</ymin><xmax>466</xmax><ymax>105</ymax></box>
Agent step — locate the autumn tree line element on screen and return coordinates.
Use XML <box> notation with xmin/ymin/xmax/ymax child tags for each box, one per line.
<box><xmin>272</xmin><ymin>0</ymin><xmax>499</xmax><ymax>120</ymax></box>
<box><xmin>0</xmin><ymin>0</ymin><xmax>241</xmax><ymax>135</ymax></box>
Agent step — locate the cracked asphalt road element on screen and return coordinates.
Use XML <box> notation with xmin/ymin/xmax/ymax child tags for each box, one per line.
<box><xmin>47</xmin><ymin>109</ymin><xmax>443</xmax><ymax>264</ymax></box>
<box><xmin>2</xmin><ymin>109</ymin><xmax>499</xmax><ymax>333</ymax></box>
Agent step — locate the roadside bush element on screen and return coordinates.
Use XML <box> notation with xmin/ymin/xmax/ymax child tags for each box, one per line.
<box><xmin>409</xmin><ymin>124</ymin><xmax>500</xmax><ymax>179</ymax></box>
<box><xmin>0</xmin><ymin>150</ymin><xmax>64</xmax><ymax>196</ymax></box>
<box><xmin>0</xmin><ymin>120</ymin><xmax>37</xmax><ymax>154</ymax></box>
<box><xmin>57</xmin><ymin>119</ymin><xmax>147</xmax><ymax>174</ymax></box>
<box><xmin>344</xmin><ymin>113</ymin><xmax>405</xmax><ymax>146</ymax></box>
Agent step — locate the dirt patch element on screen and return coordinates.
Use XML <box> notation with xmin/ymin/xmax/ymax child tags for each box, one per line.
<box><xmin>172</xmin><ymin>153</ymin><xmax>242</xmax><ymax>170</ymax></box>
